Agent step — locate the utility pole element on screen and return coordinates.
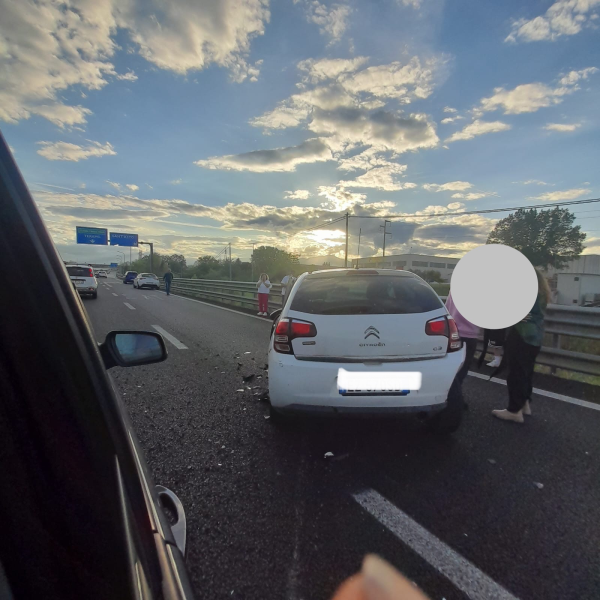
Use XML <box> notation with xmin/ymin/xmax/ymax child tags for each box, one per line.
<box><xmin>380</xmin><ymin>220</ymin><xmax>392</xmax><ymax>258</ymax></box>
<box><xmin>251</xmin><ymin>242</ymin><xmax>256</xmax><ymax>281</ymax></box>
<box><xmin>139</xmin><ymin>242</ymin><xmax>154</xmax><ymax>273</ymax></box>
<box><xmin>229</xmin><ymin>242</ymin><xmax>232</xmax><ymax>281</ymax></box>
<box><xmin>344</xmin><ymin>212</ymin><xmax>349</xmax><ymax>267</ymax></box>
<box><xmin>357</xmin><ymin>228</ymin><xmax>362</xmax><ymax>267</ymax></box>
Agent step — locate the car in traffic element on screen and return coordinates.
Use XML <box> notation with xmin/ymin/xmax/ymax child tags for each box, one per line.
<box><xmin>268</xmin><ymin>268</ymin><xmax>465</xmax><ymax>433</ymax></box>
<box><xmin>66</xmin><ymin>264</ymin><xmax>98</xmax><ymax>299</ymax></box>
<box><xmin>123</xmin><ymin>270</ymin><xmax>138</xmax><ymax>284</ymax></box>
<box><xmin>95</xmin><ymin>269</ymin><xmax>108</xmax><ymax>278</ymax></box>
<box><xmin>0</xmin><ymin>133</ymin><xmax>195</xmax><ymax>599</ymax></box>
<box><xmin>134</xmin><ymin>273</ymin><xmax>160</xmax><ymax>290</ymax></box>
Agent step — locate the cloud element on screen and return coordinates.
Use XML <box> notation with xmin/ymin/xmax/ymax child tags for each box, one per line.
<box><xmin>0</xmin><ymin>0</ymin><xmax>269</xmax><ymax>128</ymax></box>
<box><xmin>298</xmin><ymin>57</ymin><xmax>369</xmax><ymax>83</ymax></box>
<box><xmin>399</xmin><ymin>0</ymin><xmax>422</xmax><ymax>8</ymax></box>
<box><xmin>310</xmin><ymin>108</ymin><xmax>439</xmax><ymax>154</ymax></box>
<box><xmin>505</xmin><ymin>0</ymin><xmax>600</xmax><ymax>43</ymax></box>
<box><xmin>170</xmin><ymin>179</ymin><xmax>183</xmax><ymax>185</ymax></box>
<box><xmin>446</xmin><ymin>119</ymin><xmax>511</xmax><ymax>142</ymax></box>
<box><xmin>125</xmin><ymin>184</ymin><xmax>139</xmax><ymax>191</ymax></box>
<box><xmin>296</xmin><ymin>1</ymin><xmax>352</xmax><ymax>43</ymax></box>
<box><xmin>116</xmin><ymin>71</ymin><xmax>138</xmax><ymax>82</ymax></box>
<box><xmin>440</xmin><ymin>116</ymin><xmax>463</xmax><ymax>124</ymax></box>
<box><xmin>317</xmin><ymin>185</ymin><xmax>367</xmax><ymax>211</ymax></box>
<box><xmin>106</xmin><ymin>181</ymin><xmax>121</xmax><ymax>191</ymax></box>
<box><xmin>339</xmin><ymin>164</ymin><xmax>414</xmax><ymax>191</ymax></box>
<box><xmin>530</xmin><ymin>188</ymin><xmax>591</xmax><ymax>201</ymax></box>
<box><xmin>544</xmin><ymin>122</ymin><xmax>581</xmax><ymax>132</ymax></box>
<box><xmin>513</xmin><ymin>179</ymin><xmax>553</xmax><ymax>186</ymax></box>
<box><xmin>195</xmin><ymin>138</ymin><xmax>333</xmax><ymax>172</ymax></box>
<box><xmin>423</xmin><ymin>181</ymin><xmax>473</xmax><ymax>192</ymax></box>
<box><xmin>47</xmin><ymin>206</ymin><xmax>168</xmax><ymax>220</ymax></box>
<box><xmin>450</xmin><ymin>192</ymin><xmax>496</xmax><ymax>201</ymax></box>
<box><xmin>478</xmin><ymin>68</ymin><xmax>597</xmax><ymax>115</ymax></box>
<box><xmin>36</xmin><ymin>140</ymin><xmax>116</xmax><ymax>162</ymax></box>
<box><xmin>443</xmin><ymin>106</ymin><xmax>458</xmax><ymax>113</ymax></box>
<box><xmin>285</xmin><ymin>190</ymin><xmax>311</xmax><ymax>200</ymax></box>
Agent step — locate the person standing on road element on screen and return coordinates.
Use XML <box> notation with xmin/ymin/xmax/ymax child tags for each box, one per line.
<box><xmin>280</xmin><ymin>273</ymin><xmax>296</xmax><ymax>306</ymax></box>
<box><xmin>163</xmin><ymin>268</ymin><xmax>174</xmax><ymax>296</ymax></box>
<box><xmin>445</xmin><ymin>291</ymin><xmax>480</xmax><ymax>407</ymax></box>
<box><xmin>256</xmin><ymin>273</ymin><xmax>271</xmax><ymax>316</ymax></box>
<box><xmin>492</xmin><ymin>270</ymin><xmax>550</xmax><ymax>423</ymax></box>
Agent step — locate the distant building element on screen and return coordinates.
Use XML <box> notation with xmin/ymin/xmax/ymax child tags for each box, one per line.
<box><xmin>352</xmin><ymin>253</ymin><xmax>459</xmax><ymax>281</ymax></box>
<box><xmin>556</xmin><ymin>273</ymin><xmax>600</xmax><ymax>306</ymax></box>
<box><xmin>544</xmin><ymin>254</ymin><xmax>600</xmax><ymax>277</ymax></box>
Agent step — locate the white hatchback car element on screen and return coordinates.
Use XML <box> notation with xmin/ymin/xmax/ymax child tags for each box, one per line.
<box><xmin>66</xmin><ymin>264</ymin><xmax>98</xmax><ymax>299</ymax></box>
<box><xmin>268</xmin><ymin>269</ymin><xmax>465</xmax><ymax>433</ymax></box>
<box><xmin>133</xmin><ymin>273</ymin><xmax>160</xmax><ymax>290</ymax></box>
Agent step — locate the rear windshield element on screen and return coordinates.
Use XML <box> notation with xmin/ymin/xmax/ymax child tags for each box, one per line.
<box><xmin>126</xmin><ymin>272</ymin><xmax>138</xmax><ymax>277</ymax></box>
<box><xmin>290</xmin><ymin>275</ymin><xmax>443</xmax><ymax>315</ymax></box>
<box><xmin>67</xmin><ymin>266</ymin><xmax>92</xmax><ymax>277</ymax></box>
<box><xmin>140</xmin><ymin>273</ymin><xmax>157</xmax><ymax>278</ymax></box>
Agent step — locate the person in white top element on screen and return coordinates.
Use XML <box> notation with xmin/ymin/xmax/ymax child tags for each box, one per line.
<box><xmin>256</xmin><ymin>273</ymin><xmax>271</xmax><ymax>316</ymax></box>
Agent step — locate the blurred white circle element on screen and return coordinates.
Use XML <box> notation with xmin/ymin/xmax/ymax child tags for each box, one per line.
<box><xmin>451</xmin><ymin>244</ymin><xmax>538</xmax><ymax>329</ymax></box>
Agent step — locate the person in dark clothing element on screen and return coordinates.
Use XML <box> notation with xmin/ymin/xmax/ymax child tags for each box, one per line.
<box><xmin>492</xmin><ymin>270</ymin><xmax>550</xmax><ymax>423</ymax></box>
<box><xmin>163</xmin><ymin>268</ymin><xmax>174</xmax><ymax>296</ymax></box>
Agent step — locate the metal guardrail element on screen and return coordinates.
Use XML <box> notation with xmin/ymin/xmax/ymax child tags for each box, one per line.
<box><xmin>160</xmin><ymin>278</ymin><xmax>600</xmax><ymax>377</ymax></box>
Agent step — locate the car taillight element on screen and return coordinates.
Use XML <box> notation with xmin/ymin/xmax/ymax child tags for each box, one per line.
<box><xmin>87</xmin><ymin>268</ymin><xmax>94</xmax><ymax>277</ymax></box>
<box><xmin>273</xmin><ymin>318</ymin><xmax>317</xmax><ymax>354</ymax></box>
<box><xmin>425</xmin><ymin>316</ymin><xmax>462</xmax><ymax>353</ymax></box>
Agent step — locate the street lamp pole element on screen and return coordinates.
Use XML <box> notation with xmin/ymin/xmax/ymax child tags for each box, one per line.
<box><xmin>139</xmin><ymin>242</ymin><xmax>154</xmax><ymax>273</ymax></box>
<box><xmin>116</xmin><ymin>251</ymin><xmax>125</xmax><ymax>273</ymax></box>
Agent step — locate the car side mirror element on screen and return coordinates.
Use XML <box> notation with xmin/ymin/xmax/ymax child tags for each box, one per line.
<box><xmin>100</xmin><ymin>331</ymin><xmax>168</xmax><ymax>369</ymax></box>
<box><xmin>270</xmin><ymin>308</ymin><xmax>282</xmax><ymax>321</ymax></box>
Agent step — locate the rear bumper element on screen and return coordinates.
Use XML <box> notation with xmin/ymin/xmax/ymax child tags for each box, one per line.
<box><xmin>268</xmin><ymin>347</ymin><xmax>465</xmax><ymax>413</ymax></box>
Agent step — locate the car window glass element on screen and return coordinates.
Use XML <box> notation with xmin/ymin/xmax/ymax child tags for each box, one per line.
<box><xmin>67</xmin><ymin>267</ymin><xmax>92</xmax><ymax>277</ymax></box>
<box><xmin>291</xmin><ymin>276</ymin><xmax>443</xmax><ymax>315</ymax></box>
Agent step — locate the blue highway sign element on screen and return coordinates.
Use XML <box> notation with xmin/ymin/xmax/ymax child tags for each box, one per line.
<box><xmin>110</xmin><ymin>232</ymin><xmax>139</xmax><ymax>247</ymax></box>
<box><xmin>76</xmin><ymin>227</ymin><xmax>108</xmax><ymax>245</ymax></box>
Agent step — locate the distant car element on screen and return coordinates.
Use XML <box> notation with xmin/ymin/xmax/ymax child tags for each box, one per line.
<box><xmin>66</xmin><ymin>264</ymin><xmax>98</xmax><ymax>299</ymax></box>
<box><xmin>134</xmin><ymin>273</ymin><xmax>160</xmax><ymax>290</ymax></box>
<box><xmin>95</xmin><ymin>269</ymin><xmax>107</xmax><ymax>278</ymax></box>
<box><xmin>267</xmin><ymin>269</ymin><xmax>465</xmax><ymax>433</ymax></box>
<box><xmin>123</xmin><ymin>271</ymin><xmax>138</xmax><ymax>284</ymax></box>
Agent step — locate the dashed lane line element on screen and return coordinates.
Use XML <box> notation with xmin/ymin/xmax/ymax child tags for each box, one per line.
<box><xmin>112</xmin><ymin>293</ymin><xmax>118</xmax><ymax>297</ymax></box>
<box><xmin>468</xmin><ymin>371</ymin><xmax>599</xmax><ymax>411</ymax></box>
<box><xmin>151</xmin><ymin>325</ymin><xmax>188</xmax><ymax>350</ymax></box>
<box><xmin>124</xmin><ymin>303</ymin><xmax>135</xmax><ymax>310</ymax></box>
<box><xmin>353</xmin><ymin>489</ymin><xmax>519</xmax><ymax>600</ymax></box>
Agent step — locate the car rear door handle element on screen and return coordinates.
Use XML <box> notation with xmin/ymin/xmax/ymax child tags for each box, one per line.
<box><xmin>156</xmin><ymin>485</ymin><xmax>187</xmax><ymax>556</ymax></box>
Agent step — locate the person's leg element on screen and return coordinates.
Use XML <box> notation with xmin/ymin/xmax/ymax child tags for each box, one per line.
<box><xmin>257</xmin><ymin>293</ymin><xmax>262</xmax><ymax>313</ymax></box>
<box><xmin>506</xmin><ymin>331</ymin><xmax>539</xmax><ymax>413</ymax></box>
<box><xmin>165</xmin><ymin>280</ymin><xmax>171</xmax><ymax>295</ymax></box>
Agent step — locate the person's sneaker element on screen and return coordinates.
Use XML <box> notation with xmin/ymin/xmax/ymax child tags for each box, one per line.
<box><xmin>258</xmin><ymin>312</ymin><xmax>263</xmax><ymax>316</ymax></box>
<box><xmin>492</xmin><ymin>409</ymin><xmax>524</xmax><ymax>423</ymax></box>
<box><xmin>523</xmin><ymin>400</ymin><xmax>532</xmax><ymax>416</ymax></box>
<box><xmin>486</xmin><ymin>357</ymin><xmax>501</xmax><ymax>368</ymax></box>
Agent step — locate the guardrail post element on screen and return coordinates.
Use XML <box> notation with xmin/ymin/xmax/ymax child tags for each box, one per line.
<box><xmin>550</xmin><ymin>332</ymin><xmax>560</xmax><ymax>375</ymax></box>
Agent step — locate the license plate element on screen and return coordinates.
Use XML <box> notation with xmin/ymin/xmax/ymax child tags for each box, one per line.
<box><xmin>74</xmin><ymin>280</ymin><xmax>85</xmax><ymax>284</ymax></box>
<box><xmin>337</xmin><ymin>369</ymin><xmax>421</xmax><ymax>396</ymax></box>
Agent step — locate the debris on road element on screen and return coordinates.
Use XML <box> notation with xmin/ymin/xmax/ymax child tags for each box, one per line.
<box><xmin>264</xmin><ymin>415</ymin><xmax>270</xmax><ymax>420</ymax></box>
<box><xmin>488</xmin><ymin>459</ymin><xmax>497</xmax><ymax>465</ymax></box>
<box><xmin>534</xmin><ymin>482</ymin><xmax>544</xmax><ymax>489</ymax></box>
<box><xmin>324</xmin><ymin>452</ymin><xmax>334</xmax><ymax>458</ymax></box>
<box><xmin>236</xmin><ymin>389</ymin><xmax>244</xmax><ymax>393</ymax></box>
<box><xmin>244</xmin><ymin>351</ymin><xmax>251</xmax><ymax>354</ymax></box>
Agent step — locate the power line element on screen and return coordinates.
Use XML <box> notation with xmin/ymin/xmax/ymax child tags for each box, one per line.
<box><xmin>350</xmin><ymin>197</ymin><xmax>600</xmax><ymax>220</ymax></box>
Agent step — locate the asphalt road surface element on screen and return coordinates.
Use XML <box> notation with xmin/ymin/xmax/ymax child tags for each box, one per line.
<box><xmin>85</xmin><ymin>274</ymin><xmax>600</xmax><ymax>600</ymax></box>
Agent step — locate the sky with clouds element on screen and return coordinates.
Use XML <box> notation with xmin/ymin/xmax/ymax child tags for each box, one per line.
<box><xmin>1</xmin><ymin>0</ymin><xmax>599</xmax><ymax>266</ymax></box>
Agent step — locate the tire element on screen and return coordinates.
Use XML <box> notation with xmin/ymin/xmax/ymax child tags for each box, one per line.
<box><xmin>426</xmin><ymin>379</ymin><xmax>463</xmax><ymax>434</ymax></box>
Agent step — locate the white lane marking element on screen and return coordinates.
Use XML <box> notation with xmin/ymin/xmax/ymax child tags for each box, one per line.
<box><xmin>124</xmin><ymin>303</ymin><xmax>135</xmax><ymax>310</ymax></box>
<box><xmin>353</xmin><ymin>489</ymin><xmax>519</xmax><ymax>600</ymax></box>
<box><xmin>143</xmin><ymin>295</ymin><xmax>149</xmax><ymax>299</ymax></box>
<box><xmin>152</xmin><ymin>325</ymin><xmax>188</xmax><ymax>350</ymax></box>
<box><xmin>468</xmin><ymin>371</ymin><xmax>600</xmax><ymax>411</ymax></box>
<box><xmin>112</xmin><ymin>293</ymin><xmax>118</xmax><ymax>297</ymax></box>
<box><xmin>160</xmin><ymin>292</ymin><xmax>270</xmax><ymax>322</ymax></box>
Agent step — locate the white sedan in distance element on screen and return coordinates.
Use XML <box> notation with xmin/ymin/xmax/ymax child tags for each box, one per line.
<box><xmin>133</xmin><ymin>273</ymin><xmax>160</xmax><ymax>290</ymax></box>
<box><xmin>268</xmin><ymin>269</ymin><xmax>465</xmax><ymax>433</ymax></box>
